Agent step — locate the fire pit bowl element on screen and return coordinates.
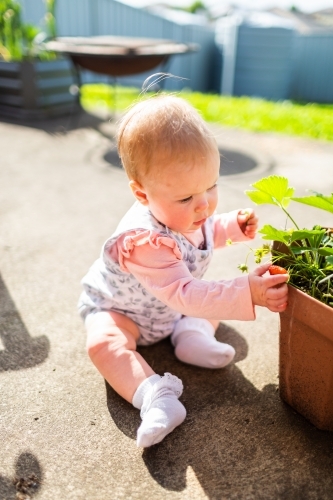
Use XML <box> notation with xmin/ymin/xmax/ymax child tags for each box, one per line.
<box><xmin>45</xmin><ymin>36</ymin><xmax>198</xmax><ymax>77</ymax></box>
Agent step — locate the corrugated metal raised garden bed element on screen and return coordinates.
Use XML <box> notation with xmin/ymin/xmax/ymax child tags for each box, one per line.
<box><xmin>0</xmin><ymin>58</ymin><xmax>79</xmax><ymax>120</ymax></box>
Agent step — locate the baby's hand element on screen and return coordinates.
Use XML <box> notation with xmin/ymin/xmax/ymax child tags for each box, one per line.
<box><xmin>248</xmin><ymin>262</ymin><xmax>289</xmax><ymax>312</ymax></box>
<box><xmin>237</xmin><ymin>208</ymin><xmax>258</xmax><ymax>239</ymax></box>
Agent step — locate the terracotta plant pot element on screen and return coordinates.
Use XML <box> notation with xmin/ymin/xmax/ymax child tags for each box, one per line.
<box><xmin>279</xmin><ymin>285</ymin><xmax>333</xmax><ymax>431</ymax></box>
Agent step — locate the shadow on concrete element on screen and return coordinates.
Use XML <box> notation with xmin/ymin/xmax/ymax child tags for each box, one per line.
<box><xmin>105</xmin><ymin>322</ymin><xmax>333</xmax><ymax>498</ymax></box>
<box><xmin>104</xmin><ymin>146</ymin><xmax>123</xmax><ymax>169</ymax></box>
<box><xmin>105</xmin><ymin>323</ymin><xmax>249</xmax><ymax>442</ymax></box>
<box><xmin>1</xmin><ymin>109</ymin><xmax>259</xmax><ymax>178</ymax></box>
<box><xmin>103</xmin><ymin>145</ymin><xmax>258</xmax><ymax>176</ymax></box>
<box><xmin>0</xmin><ymin>108</ymin><xmax>106</xmax><ymax>136</ymax></box>
<box><xmin>219</xmin><ymin>149</ymin><xmax>258</xmax><ymax>176</ymax></box>
<box><xmin>0</xmin><ymin>451</ymin><xmax>43</xmax><ymax>499</ymax></box>
<box><xmin>105</xmin><ymin>324</ymin><xmax>248</xmax><ymax>440</ymax></box>
<box><xmin>0</xmin><ymin>274</ymin><xmax>50</xmax><ymax>372</ymax></box>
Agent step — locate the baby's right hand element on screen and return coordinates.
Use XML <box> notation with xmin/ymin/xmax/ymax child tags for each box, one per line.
<box><xmin>248</xmin><ymin>262</ymin><xmax>289</xmax><ymax>312</ymax></box>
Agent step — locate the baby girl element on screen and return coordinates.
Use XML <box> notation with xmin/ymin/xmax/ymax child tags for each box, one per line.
<box><xmin>78</xmin><ymin>94</ymin><xmax>289</xmax><ymax>448</ymax></box>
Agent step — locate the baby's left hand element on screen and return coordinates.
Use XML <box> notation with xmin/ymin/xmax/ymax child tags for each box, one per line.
<box><xmin>237</xmin><ymin>208</ymin><xmax>258</xmax><ymax>239</ymax></box>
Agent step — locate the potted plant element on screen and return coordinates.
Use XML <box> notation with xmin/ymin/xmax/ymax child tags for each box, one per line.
<box><xmin>243</xmin><ymin>175</ymin><xmax>333</xmax><ymax>431</ymax></box>
<box><xmin>0</xmin><ymin>0</ymin><xmax>78</xmax><ymax>120</ymax></box>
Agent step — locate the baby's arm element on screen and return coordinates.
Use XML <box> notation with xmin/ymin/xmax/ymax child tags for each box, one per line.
<box><xmin>121</xmin><ymin>240</ymin><xmax>255</xmax><ymax>321</ymax></box>
<box><xmin>213</xmin><ymin>209</ymin><xmax>258</xmax><ymax>248</ymax></box>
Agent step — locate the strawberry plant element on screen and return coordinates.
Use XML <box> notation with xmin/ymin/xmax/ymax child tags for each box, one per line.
<box><xmin>244</xmin><ymin>175</ymin><xmax>333</xmax><ymax>307</ymax></box>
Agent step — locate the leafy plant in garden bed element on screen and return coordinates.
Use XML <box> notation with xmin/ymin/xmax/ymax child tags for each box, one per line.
<box><xmin>243</xmin><ymin>175</ymin><xmax>333</xmax><ymax>308</ymax></box>
<box><xmin>0</xmin><ymin>0</ymin><xmax>78</xmax><ymax>120</ymax></box>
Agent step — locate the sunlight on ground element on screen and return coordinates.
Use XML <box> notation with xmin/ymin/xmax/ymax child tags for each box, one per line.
<box><xmin>186</xmin><ymin>466</ymin><xmax>209</xmax><ymax>499</ymax></box>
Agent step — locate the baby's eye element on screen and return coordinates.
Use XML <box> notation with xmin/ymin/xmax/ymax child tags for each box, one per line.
<box><xmin>208</xmin><ymin>183</ymin><xmax>218</xmax><ymax>191</ymax></box>
<box><xmin>179</xmin><ymin>196</ymin><xmax>192</xmax><ymax>204</ymax></box>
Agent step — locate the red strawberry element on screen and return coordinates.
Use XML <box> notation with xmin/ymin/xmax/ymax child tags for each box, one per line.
<box><xmin>269</xmin><ymin>265</ymin><xmax>288</xmax><ymax>275</ymax></box>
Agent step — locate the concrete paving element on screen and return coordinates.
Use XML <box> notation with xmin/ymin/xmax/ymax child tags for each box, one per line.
<box><xmin>1</xmin><ymin>107</ymin><xmax>333</xmax><ymax>500</ymax></box>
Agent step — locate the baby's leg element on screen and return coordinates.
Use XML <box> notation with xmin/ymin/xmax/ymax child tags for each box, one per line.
<box><xmin>86</xmin><ymin>310</ymin><xmax>152</xmax><ymax>402</ymax></box>
<box><xmin>85</xmin><ymin>311</ymin><xmax>186</xmax><ymax>446</ymax></box>
<box><xmin>171</xmin><ymin>317</ymin><xmax>235</xmax><ymax>369</ymax></box>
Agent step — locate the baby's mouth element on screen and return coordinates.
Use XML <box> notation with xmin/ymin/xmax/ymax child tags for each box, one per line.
<box><xmin>193</xmin><ymin>218</ymin><xmax>206</xmax><ymax>226</ymax></box>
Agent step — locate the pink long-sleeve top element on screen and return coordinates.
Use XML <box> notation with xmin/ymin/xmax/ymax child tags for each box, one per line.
<box><xmin>113</xmin><ymin>211</ymin><xmax>255</xmax><ymax>322</ymax></box>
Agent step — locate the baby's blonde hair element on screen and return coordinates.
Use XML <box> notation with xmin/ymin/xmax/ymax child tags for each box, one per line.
<box><xmin>117</xmin><ymin>94</ymin><xmax>218</xmax><ymax>181</ymax></box>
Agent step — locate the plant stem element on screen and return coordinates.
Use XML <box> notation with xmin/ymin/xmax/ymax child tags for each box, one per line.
<box><xmin>319</xmin><ymin>273</ymin><xmax>333</xmax><ymax>285</ymax></box>
<box><xmin>281</xmin><ymin>205</ymin><xmax>299</xmax><ymax>230</ymax></box>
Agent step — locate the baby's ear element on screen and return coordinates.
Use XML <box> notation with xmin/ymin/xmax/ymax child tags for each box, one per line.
<box><xmin>129</xmin><ymin>180</ymin><xmax>149</xmax><ymax>205</ymax></box>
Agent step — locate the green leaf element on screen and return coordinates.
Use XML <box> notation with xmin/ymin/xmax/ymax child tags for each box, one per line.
<box><xmin>258</xmin><ymin>225</ymin><xmax>291</xmax><ymax>243</ymax></box>
<box><xmin>245</xmin><ymin>175</ymin><xmax>294</xmax><ymax>208</ymax></box>
<box><xmin>291</xmin><ymin>246</ymin><xmax>317</xmax><ymax>254</ymax></box>
<box><xmin>290</xmin><ymin>246</ymin><xmax>333</xmax><ymax>255</ymax></box>
<box><xmin>318</xmin><ymin>247</ymin><xmax>333</xmax><ymax>256</ymax></box>
<box><xmin>245</xmin><ymin>190</ymin><xmax>278</xmax><ymax>206</ymax></box>
<box><xmin>289</xmin><ymin>229</ymin><xmax>325</xmax><ymax>243</ymax></box>
<box><xmin>292</xmin><ymin>194</ymin><xmax>333</xmax><ymax>214</ymax></box>
<box><xmin>326</xmin><ymin>256</ymin><xmax>333</xmax><ymax>265</ymax></box>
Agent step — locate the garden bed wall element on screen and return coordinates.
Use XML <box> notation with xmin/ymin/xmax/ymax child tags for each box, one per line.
<box><xmin>0</xmin><ymin>58</ymin><xmax>79</xmax><ymax>120</ymax></box>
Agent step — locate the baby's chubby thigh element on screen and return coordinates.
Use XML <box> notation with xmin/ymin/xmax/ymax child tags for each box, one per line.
<box><xmin>84</xmin><ymin>310</ymin><xmax>155</xmax><ymax>402</ymax></box>
<box><xmin>85</xmin><ymin>310</ymin><xmax>140</xmax><ymax>357</ymax></box>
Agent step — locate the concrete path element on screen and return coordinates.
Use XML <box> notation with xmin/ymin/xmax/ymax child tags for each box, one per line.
<box><xmin>1</xmin><ymin>109</ymin><xmax>333</xmax><ymax>500</ymax></box>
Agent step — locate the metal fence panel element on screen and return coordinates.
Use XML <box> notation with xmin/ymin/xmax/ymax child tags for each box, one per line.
<box><xmin>234</xmin><ymin>25</ymin><xmax>294</xmax><ymax>100</ymax></box>
<box><xmin>58</xmin><ymin>0</ymin><xmax>92</xmax><ymax>36</ymax></box>
<box><xmin>291</xmin><ymin>34</ymin><xmax>333</xmax><ymax>103</ymax></box>
<box><xmin>20</xmin><ymin>0</ymin><xmax>45</xmax><ymax>26</ymax></box>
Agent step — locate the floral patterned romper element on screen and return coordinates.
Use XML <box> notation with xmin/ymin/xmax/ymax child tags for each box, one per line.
<box><xmin>78</xmin><ymin>202</ymin><xmax>215</xmax><ymax>345</ymax></box>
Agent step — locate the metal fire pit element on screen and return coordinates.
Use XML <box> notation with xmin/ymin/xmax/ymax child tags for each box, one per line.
<box><xmin>45</xmin><ymin>36</ymin><xmax>198</xmax><ymax>77</ymax></box>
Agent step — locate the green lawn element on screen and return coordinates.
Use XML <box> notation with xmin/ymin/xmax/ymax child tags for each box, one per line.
<box><xmin>80</xmin><ymin>84</ymin><xmax>333</xmax><ymax>142</ymax></box>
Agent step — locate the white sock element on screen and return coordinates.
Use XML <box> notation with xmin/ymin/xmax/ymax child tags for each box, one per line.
<box><xmin>132</xmin><ymin>373</ymin><xmax>186</xmax><ymax>448</ymax></box>
<box><xmin>171</xmin><ymin>317</ymin><xmax>235</xmax><ymax>369</ymax></box>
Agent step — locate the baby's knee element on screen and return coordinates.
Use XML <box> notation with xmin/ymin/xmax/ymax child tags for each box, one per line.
<box><xmin>86</xmin><ymin>328</ymin><xmax>137</xmax><ymax>362</ymax></box>
<box><xmin>84</xmin><ymin>311</ymin><xmax>139</xmax><ymax>361</ymax></box>
<box><xmin>86</xmin><ymin>331</ymin><xmax>108</xmax><ymax>360</ymax></box>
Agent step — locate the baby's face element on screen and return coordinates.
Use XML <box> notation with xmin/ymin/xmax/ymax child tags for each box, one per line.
<box><xmin>141</xmin><ymin>148</ymin><xmax>220</xmax><ymax>233</ymax></box>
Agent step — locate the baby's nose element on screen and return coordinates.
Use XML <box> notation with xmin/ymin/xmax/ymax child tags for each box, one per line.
<box><xmin>195</xmin><ymin>198</ymin><xmax>209</xmax><ymax>212</ymax></box>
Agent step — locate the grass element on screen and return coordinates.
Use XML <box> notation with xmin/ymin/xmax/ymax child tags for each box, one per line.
<box><xmin>80</xmin><ymin>83</ymin><xmax>333</xmax><ymax>142</ymax></box>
